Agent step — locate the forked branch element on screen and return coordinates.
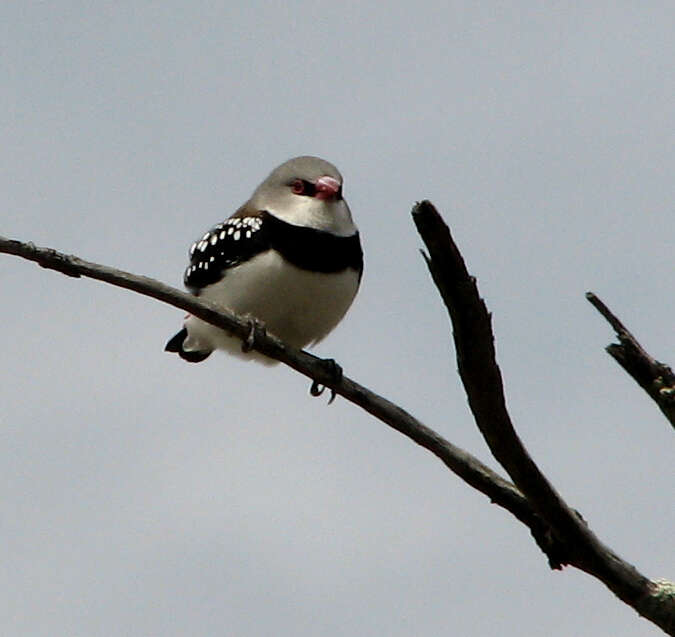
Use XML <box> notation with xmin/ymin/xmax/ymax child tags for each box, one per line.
<box><xmin>411</xmin><ymin>201</ymin><xmax>673</xmax><ymax>634</ymax></box>
<box><xmin>1</xmin><ymin>207</ymin><xmax>673</xmax><ymax>634</ymax></box>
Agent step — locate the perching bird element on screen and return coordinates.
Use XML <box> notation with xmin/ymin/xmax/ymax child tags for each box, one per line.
<box><xmin>165</xmin><ymin>156</ymin><xmax>363</xmax><ymax>364</ymax></box>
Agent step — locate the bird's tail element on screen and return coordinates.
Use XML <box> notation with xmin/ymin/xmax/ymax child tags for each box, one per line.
<box><xmin>165</xmin><ymin>328</ymin><xmax>212</xmax><ymax>363</ymax></box>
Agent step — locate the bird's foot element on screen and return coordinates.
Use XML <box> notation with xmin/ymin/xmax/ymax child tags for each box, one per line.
<box><xmin>241</xmin><ymin>316</ymin><xmax>266</xmax><ymax>353</ymax></box>
<box><xmin>309</xmin><ymin>358</ymin><xmax>343</xmax><ymax>405</ymax></box>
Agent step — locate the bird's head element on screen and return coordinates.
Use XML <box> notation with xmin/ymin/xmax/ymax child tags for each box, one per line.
<box><xmin>249</xmin><ymin>156</ymin><xmax>356</xmax><ymax>236</ymax></box>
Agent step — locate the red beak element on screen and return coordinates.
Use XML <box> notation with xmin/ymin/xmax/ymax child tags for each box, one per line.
<box><xmin>315</xmin><ymin>175</ymin><xmax>341</xmax><ymax>200</ymax></box>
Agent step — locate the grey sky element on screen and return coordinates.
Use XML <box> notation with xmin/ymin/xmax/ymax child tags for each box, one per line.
<box><xmin>2</xmin><ymin>2</ymin><xmax>674</xmax><ymax>636</ymax></box>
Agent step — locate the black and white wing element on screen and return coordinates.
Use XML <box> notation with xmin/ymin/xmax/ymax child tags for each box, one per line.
<box><xmin>184</xmin><ymin>214</ymin><xmax>268</xmax><ymax>292</ymax></box>
<box><xmin>184</xmin><ymin>211</ymin><xmax>363</xmax><ymax>293</ymax></box>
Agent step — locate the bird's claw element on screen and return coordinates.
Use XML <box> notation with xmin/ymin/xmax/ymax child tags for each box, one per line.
<box><xmin>241</xmin><ymin>317</ymin><xmax>266</xmax><ymax>353</ymax></box>
<box><xmin>309</xmin><ymin>358</ymin><xmax>343</xmax><ymax>405</ymax></box>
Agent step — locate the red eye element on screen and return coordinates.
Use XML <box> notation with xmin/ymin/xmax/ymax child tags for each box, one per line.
<box><xmin>291</xmin><ymin>179</ymin><xmax>305</xmax><ymax>194</ymax></box>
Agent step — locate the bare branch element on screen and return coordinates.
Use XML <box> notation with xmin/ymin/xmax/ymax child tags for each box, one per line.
<box><xmin>411</xmin><ymin>201</ymin><xmax>674</xmax><ymax>634</ymax></box>
<box><xmin>2</xmin><ymin>221</ymin><xmax>673</xmax><ymax>634</ymax></box>
<box><xmin>586</xmin><ymin>292</ymin><xmax>675</xmax><ymax>430</ymax></box>
<box><xmin>0</xmin><ymin>234</ymin><xmax>559</xmax><ymax>560</ymax></box>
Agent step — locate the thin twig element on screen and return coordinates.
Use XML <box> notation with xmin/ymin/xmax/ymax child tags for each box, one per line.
<box><xmin>0</xmin><ymin>233</ymin><xmax>559</xmax><ymax>561</ymax></box>
<box><xmin>586</xmin><ymin>292</ymin><xmax>675</xmax><ymax>430</ymax></box>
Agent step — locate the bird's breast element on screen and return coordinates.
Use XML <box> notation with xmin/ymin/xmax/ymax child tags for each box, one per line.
<box><xmin>199</xmin><ymin>250</ymin><xmax>360</xmax><ymax>348</ymax></box>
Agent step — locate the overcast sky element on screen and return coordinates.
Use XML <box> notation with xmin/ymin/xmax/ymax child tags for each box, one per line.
<box><xmin>2</xmin><ymin>2</ymin><xmax>674</xmax><ymax>636</ymax></box>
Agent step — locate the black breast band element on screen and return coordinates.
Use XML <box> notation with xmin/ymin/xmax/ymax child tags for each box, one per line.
<box><xmin>262</xmin><ymin>212</ymin><xmax>363</xmax><ymax>277</ymax></box>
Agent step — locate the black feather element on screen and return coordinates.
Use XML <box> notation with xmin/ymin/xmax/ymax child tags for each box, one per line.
<box><xmin>164</xmin><ymin>328</ymin><xmax>212</xmax><ymax>363</ymax></box>
<box><xmin>184</xmin><ymin>212</ymin><xmax>363</xmax><ymax>291</ymax></box>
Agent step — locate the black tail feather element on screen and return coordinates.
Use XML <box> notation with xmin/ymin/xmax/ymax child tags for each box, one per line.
<box><xmin>165</xmin><ymin>328</ymin><xmax>212</xmax><ymax>363</ymax></box>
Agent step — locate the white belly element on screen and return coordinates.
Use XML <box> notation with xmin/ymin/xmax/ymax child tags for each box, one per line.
<box><xmin>183</xmin><ymin>250</ymin><xmax>360</xmax><ymax>363</ymax></box>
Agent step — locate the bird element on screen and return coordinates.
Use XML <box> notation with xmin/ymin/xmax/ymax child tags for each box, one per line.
<box><xmin>165</xmin><ymin>156</ymin><xmax>363</xmax><ymax>365</ymax></box>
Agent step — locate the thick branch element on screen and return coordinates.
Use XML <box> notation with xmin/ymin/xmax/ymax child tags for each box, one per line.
<box><xmin>586</xmin><ymin>292</ymin><xmax>675</xmax><ymax>430</ymax></box>
<box><xmin>411</xmin><ymin>201</ymin><xmax>673</xmax><ymax>634</ymax></box>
